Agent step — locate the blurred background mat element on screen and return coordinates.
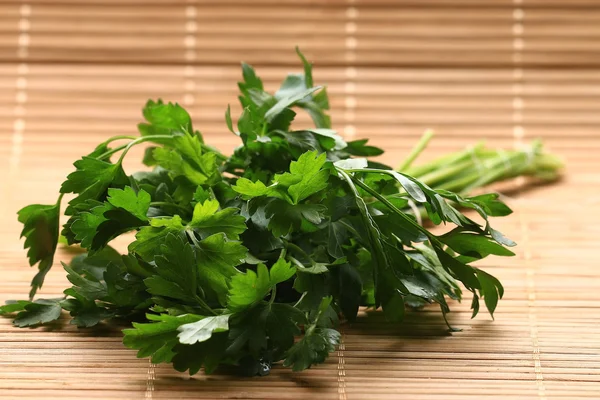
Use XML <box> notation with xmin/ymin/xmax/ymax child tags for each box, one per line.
<box><xmin>0</xmin><ymin>0</ymin><xmax>599</xmax><ymax>399</ymax></box>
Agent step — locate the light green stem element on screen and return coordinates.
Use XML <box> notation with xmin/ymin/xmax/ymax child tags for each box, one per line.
<box><xmin>97</xmin><ymin>144</ymin><xmax>129</xmax><ymax>161</ymax></box>
<box><xmin>117</xmin><ymin>135</ymin><xmax>174</xmax><ymax>165</ymax></box>
<box><xmin>414</xmin><ymin>159</ymin><xmax>474</xmax><ymax>188</ymax></box>
<box><xmin>398</xmin><ymin>129</ymin><xmax>434</xmax><ymax>172</ymax></box>
<box><xmin>403</xmin><ymin>140</ymin><xmax>563</xmax><ymax>196</ymax></box>
<box><xmin>104</xmin><ymin>135</ymin><xmax>137</xmax><ymax>144</ymax></box>
<box><xmin>404</xmin><ymin>142</ymin><xmax>485</xmax><ymax>178</ymax></box>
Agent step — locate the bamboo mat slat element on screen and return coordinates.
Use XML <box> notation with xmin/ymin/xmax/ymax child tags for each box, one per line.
<box><xmin>0</xmin><ymin>2</ymin><xmax>599</xmax><ymax>67</ymax></box>
<box><xmin>1</xmin><ymin>0</ymin><xmax>600</xmax><ymax>399</ymax></box>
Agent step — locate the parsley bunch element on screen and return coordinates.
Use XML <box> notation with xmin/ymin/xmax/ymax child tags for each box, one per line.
<box><xmin>2</xmin><ymin>49</ymin><xmax>517</xmax><ymax>376</ymax></box>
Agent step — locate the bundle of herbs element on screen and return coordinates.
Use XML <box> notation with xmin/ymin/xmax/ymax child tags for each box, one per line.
<box><xmin>1</xmin><ymin>49</ymin><xmax>560</xmax><ymax>376</ymax></box>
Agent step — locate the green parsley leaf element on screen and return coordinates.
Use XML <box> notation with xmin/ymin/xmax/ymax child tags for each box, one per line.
<box><xmin>177</xmin><ymin>314</ymin><xmax>230</xmax><ymax>345</ymax></box>
<box><xmin>129</xmin><ymin>216</ymin><xmax>186</xmax><ymax>261</ymax></box>
<box><xmin>283</xmin><ymin>327</ymin><xmax>340</xmax><ymax>371</ymax></box>
<box><xmin>267</xmin><ymin>303</ymin><xmax>307</xmax><ymax>358</ymax></box>
<box><xmin>274</xmin><ymin>150</ymin><xmax>329</xmax><ymax>204</ymax></box>
<box><xmin>476</xmin><ymin>269</ymin><xmax>504</xmax><ymax>317</ymax></box>
<box><xmin>190</xmin><ymin>200</ymin><xmax>246</xmax><ymax>240</ymax></box>
<box><xmin>106</xmin><ymin>186</ymin><xmax>151</xmax><ymax>221</ymax></box>
<box><xmin>227</xmin><ymin>304</ymin><xmax>270</xmax><ymax>357</ymax></box>
<box><xmin>60</xmin><ymin>290</ymin><xmax>115</xmax><ymax>328</ymax></box>
<box><xmin>60</xmin><ymin>156</ymin><xmax>129</xmax><ymax>214</ymax></box>
<box><xmin>144</xmin><ymin>233</ymin><xmax>200</xmax><ymax>304</ymax></box>
<box><xmin>232</xmin><ymin>178</ymin><xmax>284</xmax><ymax>200</ymax></box>
<box><xmin>440</xmin><ymin>231</ymin><xmax>515</xmax><ymax>260</ymax></box>
<box><xmin>265</xmin><ymin>87</ymin><xmax>321</xmax><ymax>123</ymax></box>
<box><xmin>195</xmin><ymin>233</ymin><xmax>247</xmax><ymax>307</ymax></box>
<box><xmin>71</xmin><ymin>187</ymin><xmax>150</xmax><ymax>252</ymax></box>
<box><xmin>227</xmin><ymin>258</ymin><xmax>295</xmax><ymax>312</ymax></box>
<box><xmin>264</xmin><ymin>200</ymin><xmax>327</xmax><ymax>237</ymax></box>
<box><xmin>240</xmin><ymin>63</ymin><xmax>264</xmax><ymax>93</ymax></box>
<box><xmin>9</xmin><ymin>298</ymin><xmax>63</xmax><ymax>327</ymax></box>
<box><xmin>63</xmin><ymin>263</ymin><xmax>108</xmax><ymax>301</ymax></box>
<box><xmin>17</xmin><ymin>200</ymin><xmax>62</xmax><ymax>298</ymax></box>
<box><xmin>138</xmin><ymin>99</ymin><xmax>193</xmax><ymax>140</ymax></box>
<box><xmin>172</xmin><ymin>332</ymin><xmax>229</xmax><ymax>375</ymax></box>
<box><xmin>123</xmin><ymin>313</ymin><xmax>204</xmax><ymax>363</ymax></box>
<box><xmin>0</xmin><ymin>300</ymin><xmax>31</xmax><ymax>314</ymax></box>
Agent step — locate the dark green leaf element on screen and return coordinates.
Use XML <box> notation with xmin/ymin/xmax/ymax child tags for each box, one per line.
<box><xmin>0</xmin><ymin>300</ymin><xmax>31</xmax><ymax>314</ymax></box>
<box><xmin>60</xmin><ymin>156</ymin><xmax>129</xmax><ymax>214</ymax></box>
<box><xmin>17</xmin><ymin>200</ymin><xmax>61</xmax><ymax>298</ymax></box>
<box><xmin>225</xmin><ymin>105</ymin><xmax>235</xmax><ymax>133</ymax></box>
<box><xmin>283</xmin><ymin>327</ymin><xmax>340</xmax><ymax>372</ymax></box>
<box><xmin>295</xmin><ymin>47</ymin><xmax>313</xmax><ymax>88</ymax></box>
<box><xmin>123</xmin><ymin>313</ymin><xmax>203</xmax><ymax>363</ymax></box>
<box><xmin>227</xmin><ymin>304</ymin><xmax>269</xmax><ymax>356</ymax></box>
<box><xmin>12</xmin><ymin>298</ymin><xmax>63</xmax><ymax>327</ymax></box>
<box><xmin>441</xmin><ymin>231</ymin><xmax>515</xmax><ymax>259</ymax></box>
<box><xmin>469</xmin><ymin>193</ymin><xmax>513</xmax><ymax>217</ymax></box>
<box><xmin>266</xmin><ymin>303</ymin><xmax>306</xmax><ymax>358</ymax></box>
<box><xmin>265</xmin><ymin>200</ymin><xmax>327</xmax><ymax>237</ymax></box>
<box><xmin>129</xmin><ymin>216</ymin><xmax>186</xmax><ymax>261</ymax></box>
<box><xmin>63</xmin><ymin>263</ymin><xmax>108</xmax><ymax>301</ymax></box>
<box><xmin>345</xmin><ymin>139</ymin><xmax>384</xmax><ymax>156</ymax></box>
<box><xmin>327</xmin><ymin>221</ymin><xmax>349</xmax><ymax>258</ymax></box>
<box><xmin>333</xmin><ymin>264</ymin><xmax>362</xmax><ymax>321</ymax></box>
<box><xmin>172</xmin><ymin>332</ymin><xmax>229</xmax><ymax>375</ymax></box>
<box><xmin>195</xmin><ymin>233</ymin><xmax>247</xmax><ymax>306</ymax></box>
<box><xmin>476</xmin><ymin>269</ymin><xmax>504</xmax><ymax>317</ymax></box>
<box><xmin>144</xmin><ymin>233</ymin><xmax>199</xmax><ymax>304</ymax></box>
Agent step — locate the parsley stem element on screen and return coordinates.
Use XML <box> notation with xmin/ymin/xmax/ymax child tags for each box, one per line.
<box><xmin>186</xmin><ymin>229</ymin><xmax>201</xmax><ymax>247</ymax></box>
<box><xmin>342</xmin><ymin>170</ymin><xmax>441</xmax><ymax>246</ymax></box>
<box><xmin>397</xmin><ymin>129</ymin><xmax>434</xmax><ymax>172</ymax></box>
<box><xmin>336</xmin><ymin>168</ymin><xmax>392</xmax><ymax>290</ymax></box>
<box><xmin>403</xmin><ymin>144</ymin><xmax>481</xmax><ymax>178</ymax></box>
<box><xmin>193</xmin><ymin>295</ymin><xmax>217</xmax><ymax>316</ymax></box>
<box><xmin>403</xmin><ymin>141</ymin><xmax>563</xmax><ymax>196</ymax></box>
<box><xmin>287</xmin><ymin>255</ymin><xmax>306</xmax><ymax>270</ymax></box>
<box><xmin>343</xmin><ymin>167</ymin><xmax>405</xmax><ymax>178</ymax></box>
<box><xmin>338</xmin><ymin>220</ymin><xmax>362</xmax><ymax>242</ymax></box>
<box><xmin>284</xmin><ymin>241</ymin><xmax>310</xmax><ymax>260</ymax></box>
<box><xmin>97</xmin><ymin>135</ymin><xmax>227</xmax><ymax>164</ymax></box>
<box><xmin>412</xmin><ymin>159</ymin><xmax>474</xmax><ymax>189</ymax></box>
<box><xmin>104</xmin><ymin>135</ymin><xmax>137</xmax><ymax>144</ymax></box>
<box><xmin>116</xmin><ymin>135</ymin><xmax>174</xmax><ymax>165</ymax></box>
<box><xmin>268</xmin><ymin>285</ymin><xmax>277</xmax><ymax>305</ymax></box>
<box><xmin>97</xmin><ymin>144</ymin><xmax>128</xmax><ymax>161</ymax></box>
<box><xmin>94</xmin><ymin>136</ymin><xmax>139</xmax><ymax>161</ymax></box>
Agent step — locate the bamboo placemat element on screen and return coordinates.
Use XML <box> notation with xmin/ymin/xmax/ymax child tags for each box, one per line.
<box><xmin>1</xmin><ymin>0</ymin><xmax>600</xmax><ymax>398</ymax></box>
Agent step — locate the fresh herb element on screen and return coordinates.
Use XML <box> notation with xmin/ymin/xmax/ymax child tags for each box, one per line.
<box><xmin>2</xmin><ymin>48</ymin><xmax>550</xmax><ymax>376</ymax></box>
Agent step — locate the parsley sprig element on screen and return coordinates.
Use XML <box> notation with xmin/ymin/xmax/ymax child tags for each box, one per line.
<box><xmin>2</xmin><ymin>48</ymin><xmax>540</xmax><ymax>376</ymax></box>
